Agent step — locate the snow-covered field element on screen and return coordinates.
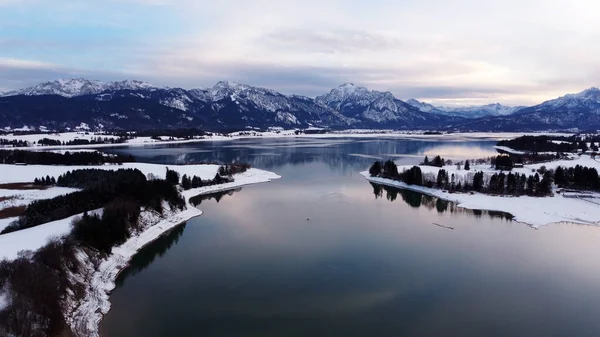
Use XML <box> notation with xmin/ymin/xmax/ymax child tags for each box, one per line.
<box><xmin>0</xmin><ymin>186</ymin><xmax>79</xmax><ymax>209</ymax></box>
<box><xmin>362</xmin><ymin>154</ymin><xmax>600</xmax><ymax>228</ymax></box>
<box><xmin>0</xmin><ymin>209</ymin><xmax>102</xmax><ymax>261</ymax></box>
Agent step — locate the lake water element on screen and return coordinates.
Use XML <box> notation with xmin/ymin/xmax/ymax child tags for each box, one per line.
<box><xmin>101</xmin><ymin>137</ymin><xmax>600</xmax><ymax>337</ymax></box>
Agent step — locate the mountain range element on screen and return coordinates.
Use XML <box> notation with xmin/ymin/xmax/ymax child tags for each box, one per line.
<box><xmin>1</xmin><ymin>78</ymin><xmax>599</xmax><ymax>132</ymax></box>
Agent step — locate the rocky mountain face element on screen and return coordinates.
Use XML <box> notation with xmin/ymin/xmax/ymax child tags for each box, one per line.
<box><xmin>1</xmin><ymin>79</ymin><xmax>599</xmax><ymax>131</ymax></box>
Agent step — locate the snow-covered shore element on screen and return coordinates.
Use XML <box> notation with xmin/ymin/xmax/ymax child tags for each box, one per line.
<box><xmin>66</xmin><ymin>167</ymin><xmax>280</xmax><ymax>337</ymax></box>
<box><xmin>361</xmin><ymin>160</ymin><xmax>600</xmax><ymax>228</ymax></box>
<box><xmin>0</xmin><ymin>130</ymin><xmax>574</xmax><ymax>151</ymax></box>
<box><xmin>0</xmin><ymin>160</ymin><xmax>280</xmax><ymax>337</ymax></box>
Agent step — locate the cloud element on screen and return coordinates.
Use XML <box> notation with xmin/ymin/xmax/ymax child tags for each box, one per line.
<box><xmin>1</xmin><ymin>0</ymin><xmax>600</xmax><ymax>105</ymax></box>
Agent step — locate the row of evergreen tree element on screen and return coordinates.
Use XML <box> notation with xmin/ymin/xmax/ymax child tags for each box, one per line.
<box><xmin>369</xmin><ymin>160</ymin><xmax>558</xmax><ymax>197</ymax></box>
<box><xmin>497</xmin><ymin>135</ymin><xmax>600</xmax><ymax>153</ymax></box>
<box><xmin>37</xmin><ymin>137</ymin><xmax>128</xmax><ymax>146</ymax></box>
<box><xmin>555</xmin><ymin>165</ymin><xmax>600</xmax><ymax>190</ymax></box>
<box><xmin>0</xmin><ymin>138</ymin><xmax>28</xmax><ymax>147</ymax></box>
<box><xmin>422</xmin><ymin>155</ymin><xmax>446</xmax><ymax>167</ymax></box>
<box><xmin>166</xmin><ymin>165</ymin><xmax>244</xmax><ymax>191</ymax></box>
<box><xmin>0</xmin><ymin>149</ymin><xmax>135</xmax><ymax>165</ymax></box>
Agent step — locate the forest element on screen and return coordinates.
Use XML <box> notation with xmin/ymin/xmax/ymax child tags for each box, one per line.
<box><xmin>0</xmin><ymin>149</ymin><xmax>135</xmax><ymax>165</ymax></box>
<box><xmin>366</xmin><ymin>159</ymin><xmax>600</xmax><ymax>197</ymax></box>
<box><xmin>2</xmin><ymin>168</ymin><xmax>184</xmax><ymax>234</ymax></box>
<box><xmin>497</xmin><ymin>135</ymin><xmax>600</xmax><ymax>153</ymax></box>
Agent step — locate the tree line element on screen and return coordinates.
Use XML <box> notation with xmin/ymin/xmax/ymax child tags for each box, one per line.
<box><xmin>0</xmin><ymin>138</ymin><xmax>28</xmax><ymax>147</ymax></box>
<box><xmin>497</xmin><ymin>135</ymin><xmax>600</xmax><ymax>153</ymax></box>
<box><xmin>37</xmin><ymin>136</ymin><xmax>128</xmax><ymax>146</ymax></box>
<box><xmin>0</xmin><ymin>149</ymin><xmax>135</xmax><ymax>165</ymax></box>
<box><xmin>3</xmin><ymin>168</ymin><xmax>184</xmax><ymax>234</ymax></box>
<box><xmin>369</xmin><ymin>159</ymin><xmax>559</xmax><ymax>197</ymax></box>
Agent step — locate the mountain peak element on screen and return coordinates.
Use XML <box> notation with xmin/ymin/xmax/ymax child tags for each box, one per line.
<box><xmin>578</xmin><ymin>87</ymin><xmax>600</xmax><ymax>99</ymax></box>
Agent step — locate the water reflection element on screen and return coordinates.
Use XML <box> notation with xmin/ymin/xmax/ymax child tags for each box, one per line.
<box><xmin>189</xmin><ymin>188</ymin><xmax>241</xmax><ymax>206</ymax></box>
<box><xmin>371</xmin><ymin>183</ymin><xmax>514</xmax><ymax>221</ymax></box>
<box><xmin>107</xmin><ymin>138</ymin><xmax>497</xmax><ymax>175</ymax></box>
<box><xmin>115</xmin><ymin>223</ymin><xmax>187</xmax><ymax>286</ymax></box>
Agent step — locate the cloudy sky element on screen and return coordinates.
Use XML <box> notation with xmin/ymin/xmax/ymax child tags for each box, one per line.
<box><xmin>1</xmin><ymin>0</ymin><xmax>598</xmax><ymax>106</ymax></box>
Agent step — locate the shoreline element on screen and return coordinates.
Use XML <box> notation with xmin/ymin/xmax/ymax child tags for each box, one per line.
<box><xmin>0</xmin><ymin>130</ymin><xmax>574</xmax><ymax>152</ymax></box>
<box><xmin>66</xmin><ymin>168</ymin><xmax>281</xmax><ymax>337</ymax></box>
<box><xmin>361</xmin><ymin>171</ymin><xmax>600</xmax><ymax>228</ymax></box>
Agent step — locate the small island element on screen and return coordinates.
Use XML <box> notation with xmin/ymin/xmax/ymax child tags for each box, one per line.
<box><xmin>363</xmin><ymin>135</ymin><xmax>600</xmax><ymax>228</ymax></box>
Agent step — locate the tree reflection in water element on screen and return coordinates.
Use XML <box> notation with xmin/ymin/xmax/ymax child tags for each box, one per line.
<box><xmin>370</xmin><ymin>183</ymin><xmax>513</xmax><ymax>221</ymax></box>
<box><xmin>115</xmin><ymin>223</ymin><xmax>187</xmax><ymax>286</ymax></box>
<box><xmin>115</xmin><ymin>189</ymin><xmax>243</xmax><ymax>286</ymax></box>
<box><xmin>188</xmin><ymin>188</ymin><xmax>242</xmax><ymax>206</ymax></box>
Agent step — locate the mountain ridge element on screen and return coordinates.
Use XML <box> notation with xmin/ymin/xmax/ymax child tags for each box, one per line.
<box><xmin>1</xmin><ymin>79</ymin><xmax>599</xmax><ymax>132</ymax></box>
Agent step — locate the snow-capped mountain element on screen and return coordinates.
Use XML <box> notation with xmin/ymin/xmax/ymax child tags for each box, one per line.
<box><xmin>532</xmin><ymin>87</ymin><xmax>600</xmax><ymax>111</ymax></box>
<box><xmin>314</xmin><ymin>83</ymin><xmax>459</xmax><ymax>127</ymax></box>
<box><xmin>316</xmin><ymin>83</ymin><xmax>387</xmax><ymax>114</ymax></box>
<box><xmin>0</xmin><ymin>80</ymin><xmax>363</xmax><ymax>130</ymax></box>
<box><xmin>2</xmin><ymin>79</ymin><xmax>598</xmax><ymax>131</ymax></box>
<box><xmin>406</xmin><ymin>98</ymin><xmax>524</xmax><ymax>118</ymax></box>
<box><xmin>461</xmin><ymin>87</ymin><xmax>600</xmax><ymax>131</ymax></box>
<box><xmin>1</xmin><ymin>78</ymin><xmax>158</xmax><ymax>98</ymax></box>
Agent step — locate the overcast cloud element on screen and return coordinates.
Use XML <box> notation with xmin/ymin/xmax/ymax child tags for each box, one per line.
<box><xmin>1</xmin><ymin>0</ymin><xmax>599</xmax><ymax>105</ymax></box>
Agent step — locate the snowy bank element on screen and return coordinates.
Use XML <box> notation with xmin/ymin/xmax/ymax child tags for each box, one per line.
<box><xmin>1</xmin><ymin>130</ymin><xmax>575</xmax><ymax>151</ymax></box>
<box><xmin>361</xmin><ymin>171</ymin><xmax>600</xmax><ymax>228</ymax></box>
<box><xmin>66</xmin><ymin>167</ymin><xmax>280</xmax><ymax>337</ymax></box>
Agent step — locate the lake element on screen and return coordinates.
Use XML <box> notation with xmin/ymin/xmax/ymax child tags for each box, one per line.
<box><xmin>101</xmin><ymin>137</ymin><xmax>600</xmax><ymax>337</ymax></box>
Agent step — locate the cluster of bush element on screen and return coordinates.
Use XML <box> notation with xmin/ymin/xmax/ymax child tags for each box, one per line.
<box><xmin>422</xmin><ymin>155</ymin><xmax>447</xmax><ymax>167</ymax></box>
<box><xmin>165</xmin><ymin>164</ymin><xmax>249</xmax><ymax>191</ymax></box>
<box><xmin>218</xmin><ymin>163</ymin><xmax>251</xmax><ymax>176</ymax></box>
<box><xmin>33</xmin><ymin>176</ymin><xmax>56</xmax><ymax>186</ymax></box>
<box><xmin>0</xmin><ymin>149</ymin><xmax>135</xmax><ymax>165</ymax></box>
<box><xmin>369</xmin><ymin>160</ymin><xmax>424</xmax><ymax>186</ymax></box>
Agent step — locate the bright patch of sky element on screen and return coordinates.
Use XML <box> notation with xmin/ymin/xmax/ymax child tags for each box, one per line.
<box><xmin>1</xmin><ymin>0</ymin><xmax>599</xmax><ymax>106</ymax></box>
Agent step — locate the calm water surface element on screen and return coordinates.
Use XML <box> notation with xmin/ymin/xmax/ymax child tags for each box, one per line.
<box><xmin>101</xmin><ymin>137</ymin><xmax>600</xmax><ymax>337</ymax></box>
